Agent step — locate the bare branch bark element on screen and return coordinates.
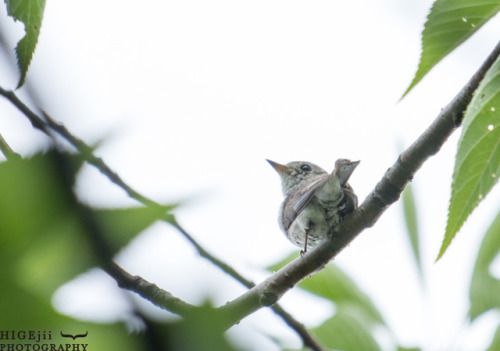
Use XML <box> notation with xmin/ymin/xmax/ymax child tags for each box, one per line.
<box><xmin>107</xmin><ymin>261</ymin><xmax>198</xmax><ymax>316</ymax></box>
<box><xmin>216</xmin><ymin>40</ymin><xmax>500</xmax><ymax>328</ymax></box>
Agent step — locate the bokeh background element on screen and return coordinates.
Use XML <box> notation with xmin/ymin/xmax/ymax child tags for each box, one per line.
<box><xmin>1</xmin><ymin>0</ymin><xmax>500</xmax><ymax>349</ymax></box>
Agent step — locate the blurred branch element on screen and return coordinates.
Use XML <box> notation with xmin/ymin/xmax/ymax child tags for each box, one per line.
<box><xmin>216</xmin><ymin>40</ymin><xmax>500</xmax><ymax>328</ymax></box>
<box><xmin>49</xmin><ymin>151</ymin><xmax>194</xmax><ymax>350</ymax></box>
<box><xmin>0</xmin><ymin>87</ymin><xmax>326</xmax><ymax>351</ymax></box>
<box><xmin>0</xmin><ymin>133</ymin><xmax>21</xmax><ymax>160</ymax></box>
<box><xmin>109</xmin><ymin>262</ymin><xmax>198</xmax><ymax>316</ymax></box>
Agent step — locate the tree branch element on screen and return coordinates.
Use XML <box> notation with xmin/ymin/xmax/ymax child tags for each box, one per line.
<box><xmin>271</xmin><ymin>304</ymin><xmax>328</xmax><ymax>351</ymax></box>
<box><xmin>5</xmin><ymin>38</ymin><xmax>496</xmax><ymax>351</ymax></box>
<box><xmin>107</xmin><ymin>261</ymin><xmax>198</xmax><ymax>316</ymax></box>
<box><xmin>49</xmin><ymin>150</ymin><xmax>196</xmax><ymax>351</ymax></box>
<box><xmin>216</xmin><ymin>40</ymin><xmax>500</xmax><ymax>328</ymax></box>
<box><xmin>0</xmin><ymin>87</ymin><xmax>326</xmax><ymax>351</ymax></box>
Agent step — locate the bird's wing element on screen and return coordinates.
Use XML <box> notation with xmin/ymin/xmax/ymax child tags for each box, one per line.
<box><xmin>292</xmin><ymin>174</ymin><xmax>331</xmax><ymax>214</ymax></box>
<box><xmin>281</xmin><ymin>178</ymin><xmax>358</xmax><ymax>232</ymax></box>
<box><xmin>281</xmin><ymin>175</ymin><xmax>331</xmax><ymax>232</ymax></box>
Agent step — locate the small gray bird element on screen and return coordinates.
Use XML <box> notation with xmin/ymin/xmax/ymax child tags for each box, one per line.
<box><xmin>267</xmin><ymin>159</ymin><xmax>360</xmax><ymax>253</ymax></box>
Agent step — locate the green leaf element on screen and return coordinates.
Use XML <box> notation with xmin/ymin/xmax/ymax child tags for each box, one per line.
<box><xmin>311</xmin><ymin>308</ymin><xmax>382</xmax><ymax>351</ymax></box>
<box><xmin>268</xmin><ymin>253</ymin><xmax>385</xmax><ymax>326</ymax></box>
<box><xmin>169</xmin><ymin>302</ymin><xmax>238</xmax><ymax>351</ymax></box>
<box><xmin>94</xmin><ymin>205</ymin><xmax>176</xmax><ymax>253</ymax></box>
<box><xmin>299</xmin><ymin>264</ymin><xmax>385</xmax><ymax>327</ymax></box>
<box><xmin>0</xmin><ymin>153</ymin><xmax>177</xmax><ymax>350</ymax></box>
<box><xmin>469</xmin><ymin>211</ymin><xmax>500</xmax><ymax>320</ymax></box>
<box><xmin>268</xmin><ymin>254</ymin><xmax>388</xmax><ymax>349</ymax></box>
<box><xmin>486</xmin><ymin>323</ymin><xmax>500</xmax><ymax>351</ymax></box>
<box><xmin>397</xmin><ymin>347</ymin><xmax>422</xmax><ymax>351</ymax></box>
<box><xmin>0</xmin><ymin>152</ymin><xmax>167</xmax><ymax>298</ymax></box>
<box><xmin>401</xmin><ymin>184</ymin><xmax>422</xmax><ymax>274</ymax></box>
<box><xmin>266</xmin><ymin>251</ymin><xmax>300</xmax><ymax>273</ymax></box>
<box><xmin>403</xmin><ymin>0</ymin><xmax>500</xmax><ymax>97</ymax></box>
<box><xmin>439</xmin><ymin>54</ymin><xmax>500</xmax><ymax>259</ymax></box>
<box><xmin>4</xmin><ymin>0</ymin><xmax>46</xmax><ymax>88</ymax></box>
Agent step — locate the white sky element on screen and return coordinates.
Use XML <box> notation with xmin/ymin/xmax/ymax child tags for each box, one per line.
<box><xmin>1</xmin><ymin>1</ymin><xmax>500</xmax><ymax>350</ymax></box>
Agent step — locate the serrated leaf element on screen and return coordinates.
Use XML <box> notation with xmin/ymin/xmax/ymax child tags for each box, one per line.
<box><xmin>439</xmin><ymin>55</ymin><xmax>500</xmax><ymax>259</ymax></box>
<box><xmin>267</xmin><ymin>253</ymin><xmax>385</xmax><ymax>326</ymax></box>
<box><xmin>311</xmin><ymin>308</ymin><xmax>382</xmax><ymax>351</ymax></box>
<box><xmin>403</xmin><ymin>0</ymin><xmax>500</xmax><ymax>97</ymax></box>
<box><xmin>469</xmin><ymin>211</ymin><xmax>500</xmax><ymax>320</ymax></box>
<box><xmin>401</xmin><ymin>184</ymin><xmax>422</xmax><ymax>274</ymax></box>
<box><xmin>4</xmin><ymin>0</ymin><xmax>46</xmax><ymax>88</ymax></box>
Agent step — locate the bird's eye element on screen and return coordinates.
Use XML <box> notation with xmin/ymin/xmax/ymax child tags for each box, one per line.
<box><xmin>300</xmin><ymin>164</ymin><xmax>312</xmax><ymax>172</ymax></box>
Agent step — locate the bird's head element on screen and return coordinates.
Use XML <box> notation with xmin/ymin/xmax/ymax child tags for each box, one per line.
<box><xmin>267</xmin><ymin>159</ymin><xmax>327</xmax><ymax>195</ymax></box>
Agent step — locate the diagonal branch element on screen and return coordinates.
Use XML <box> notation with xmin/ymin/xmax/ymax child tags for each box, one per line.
<box><xmin>0</xmin><ymin>87</ymin><xmax>326</xmax><ymax>351</ymax></box>
<box><xmin>216</xmin><ymin>40</ymin><xmax>500</xmax><ymax>328</ymax></box>
<box><xmin>107</xmin><ymin>261</ymin><xmax>198</xmax><ymax>316</ymax></box>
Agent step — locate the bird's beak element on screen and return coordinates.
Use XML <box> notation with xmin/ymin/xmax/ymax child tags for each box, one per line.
<box><xmin>349</xmin><ymin>160</ymin><xmax>361</xmax><ymax>169</ymax></box>
<box><xmin>266</xmin><ymin>159</ymin><xmax>291</xmax><ymax>176</ymax></box>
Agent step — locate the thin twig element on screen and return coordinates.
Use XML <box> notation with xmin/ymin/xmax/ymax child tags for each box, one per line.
<box><xmin>272</xmin><ymin>304</ymin><xmax>328</xmax><ymax>351</ymax></box>
<box><xmin>107</xmin><ymin>261</ymin><xmax>198</xmax><ymax>316</ymax></box>
<box><xmin>216</xmin><ymin>40</ymin><xmax>500</xmax><ymax>328</ymax></box>
<box><xmin>49</xmin><ymin>150</ymin><xmax>195</xmax><ymax>350</ymax></box>
<box><xmin>0</xmin><ymin>87</ymin><xmax>326</xmax><ymax>351</ymax></box>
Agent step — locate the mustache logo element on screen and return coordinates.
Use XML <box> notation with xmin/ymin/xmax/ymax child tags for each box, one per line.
<box><xmin>60</xmin><ymin>331</ymin><xmax>88</xmax><ymax>340</ymax></box>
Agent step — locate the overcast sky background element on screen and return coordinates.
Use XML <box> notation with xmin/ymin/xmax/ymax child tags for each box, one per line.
<box><xmin>1</xmin><ymin>1</ymin><xmax>500</xmax><ymax>350</ymax></box>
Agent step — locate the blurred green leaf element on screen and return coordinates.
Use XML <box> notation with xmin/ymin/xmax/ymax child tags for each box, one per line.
<box><xmin>94</xmin><ymin>205</ymin><xmax>176</xmax><ymax>253</ymax></box>
<box><xmin>299</xmin><ymin>264</ymin><xmax>385</xmax><ymax>327</ymax></box>
<box><xmin>4</xmin><ymin>0</ymin><xmax>46</xmax><ymax>88</ymax></box>
<box><xmin>439</xmin><ymin>54</ymin><xmax>500</xmax><ymax>260</ymax></box>
<box><xmin>169</xmin><ymin>303</ymin><xmax>237</xmax><ymax>351</ymax></box>
<box><xmin>268</xmin><ymin>253</ymin><xmax>385</xmax><ymax>327</ymax></box>
<box><xmin>0</xmin><ymin>152</ymin><xmax>174</xmax><ymax>349</ymax></box>
<box><xmin>469</xmin><ymin>211</ymin><xmax>500</xmax><ymax>320</ymax></box>
<box><xmin>269</xmin><ymin>254</ymin><xmax>388</xmax><ymax>350</ymax></box>
<box><xmin>0</xmin><ymin>153</ymin><xmax>168</xmax><ymax>299</ymax></box>
<box><xmin>266</xmin><ymin>252</ymin><xmax>300</xmax><ymax>273</ymax></box>
<box><xmin>403</xmin><ymin>0</ymin><xmax>500</xmax><ymax>97</ymax></box>
<box><xmin>397</xmin><ymin>347</ymin><xmax>422</xmax><ymax>351</ymax></box>
<box><xmin>486</xmin><ymin>323</ymin><xmax>500</xmax><ymax>351</ymax></box>
<box><xmin>0</xmin><ymin>152</ymin><xmax>173</xmax><ymax>347</ymax></box>
<box><xmin>401</xmin><ymin>184</ymin><xmax>422</xmax><ymax>274</ymax></box>
<box><xmin>311</xmin><ymin>308</ymin><xmax>381</xmax><ymax>351</ymax></box>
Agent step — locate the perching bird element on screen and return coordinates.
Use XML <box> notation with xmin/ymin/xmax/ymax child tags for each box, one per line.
<box><xmin>267</xmin><ymin>158</ymin><xmax>359</xmax><ymax>253</ymax></box>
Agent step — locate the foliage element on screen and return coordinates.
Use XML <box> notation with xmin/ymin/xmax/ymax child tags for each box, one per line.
<box><xmin>440</xmin><ymin>54</ymin><xmax>500</xmax><ymax>259</ymax></box>
<box><xmin>401</xmin><ymin>184</ymin><xmax>422</xmax><ymax>274</ymax></box>
<box><xmin>400</xmin><ymin>0</ymin><xmax>500</xmax><ymax>260</ymax></box>
<box><xmin>0</xmin><ymin>151</ymin><xmax>178</xmax><ymax>349</ymax></box>
<box><xmin>403</xmin><ymin>0</ymin><xmax>500</xmax><ymax>97</ymax></box>
<box><xmin>469</xmin><ymin>211</ymin><xmax>500</xmax><ymax>320</ymax></box>
<box><xmin>269</xmin><ymin>254</ymin><xmax>405</xmax><ymax>350</ymax></box>
<box><xmin>4</xmin><ymin>0</ymin><xmax>46</xmax><ymax>88</ymax></box>
<box><xmin>1</xmin><ymin>0</ymin><xmax>500</xmax><ymax>350</ymax></box>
